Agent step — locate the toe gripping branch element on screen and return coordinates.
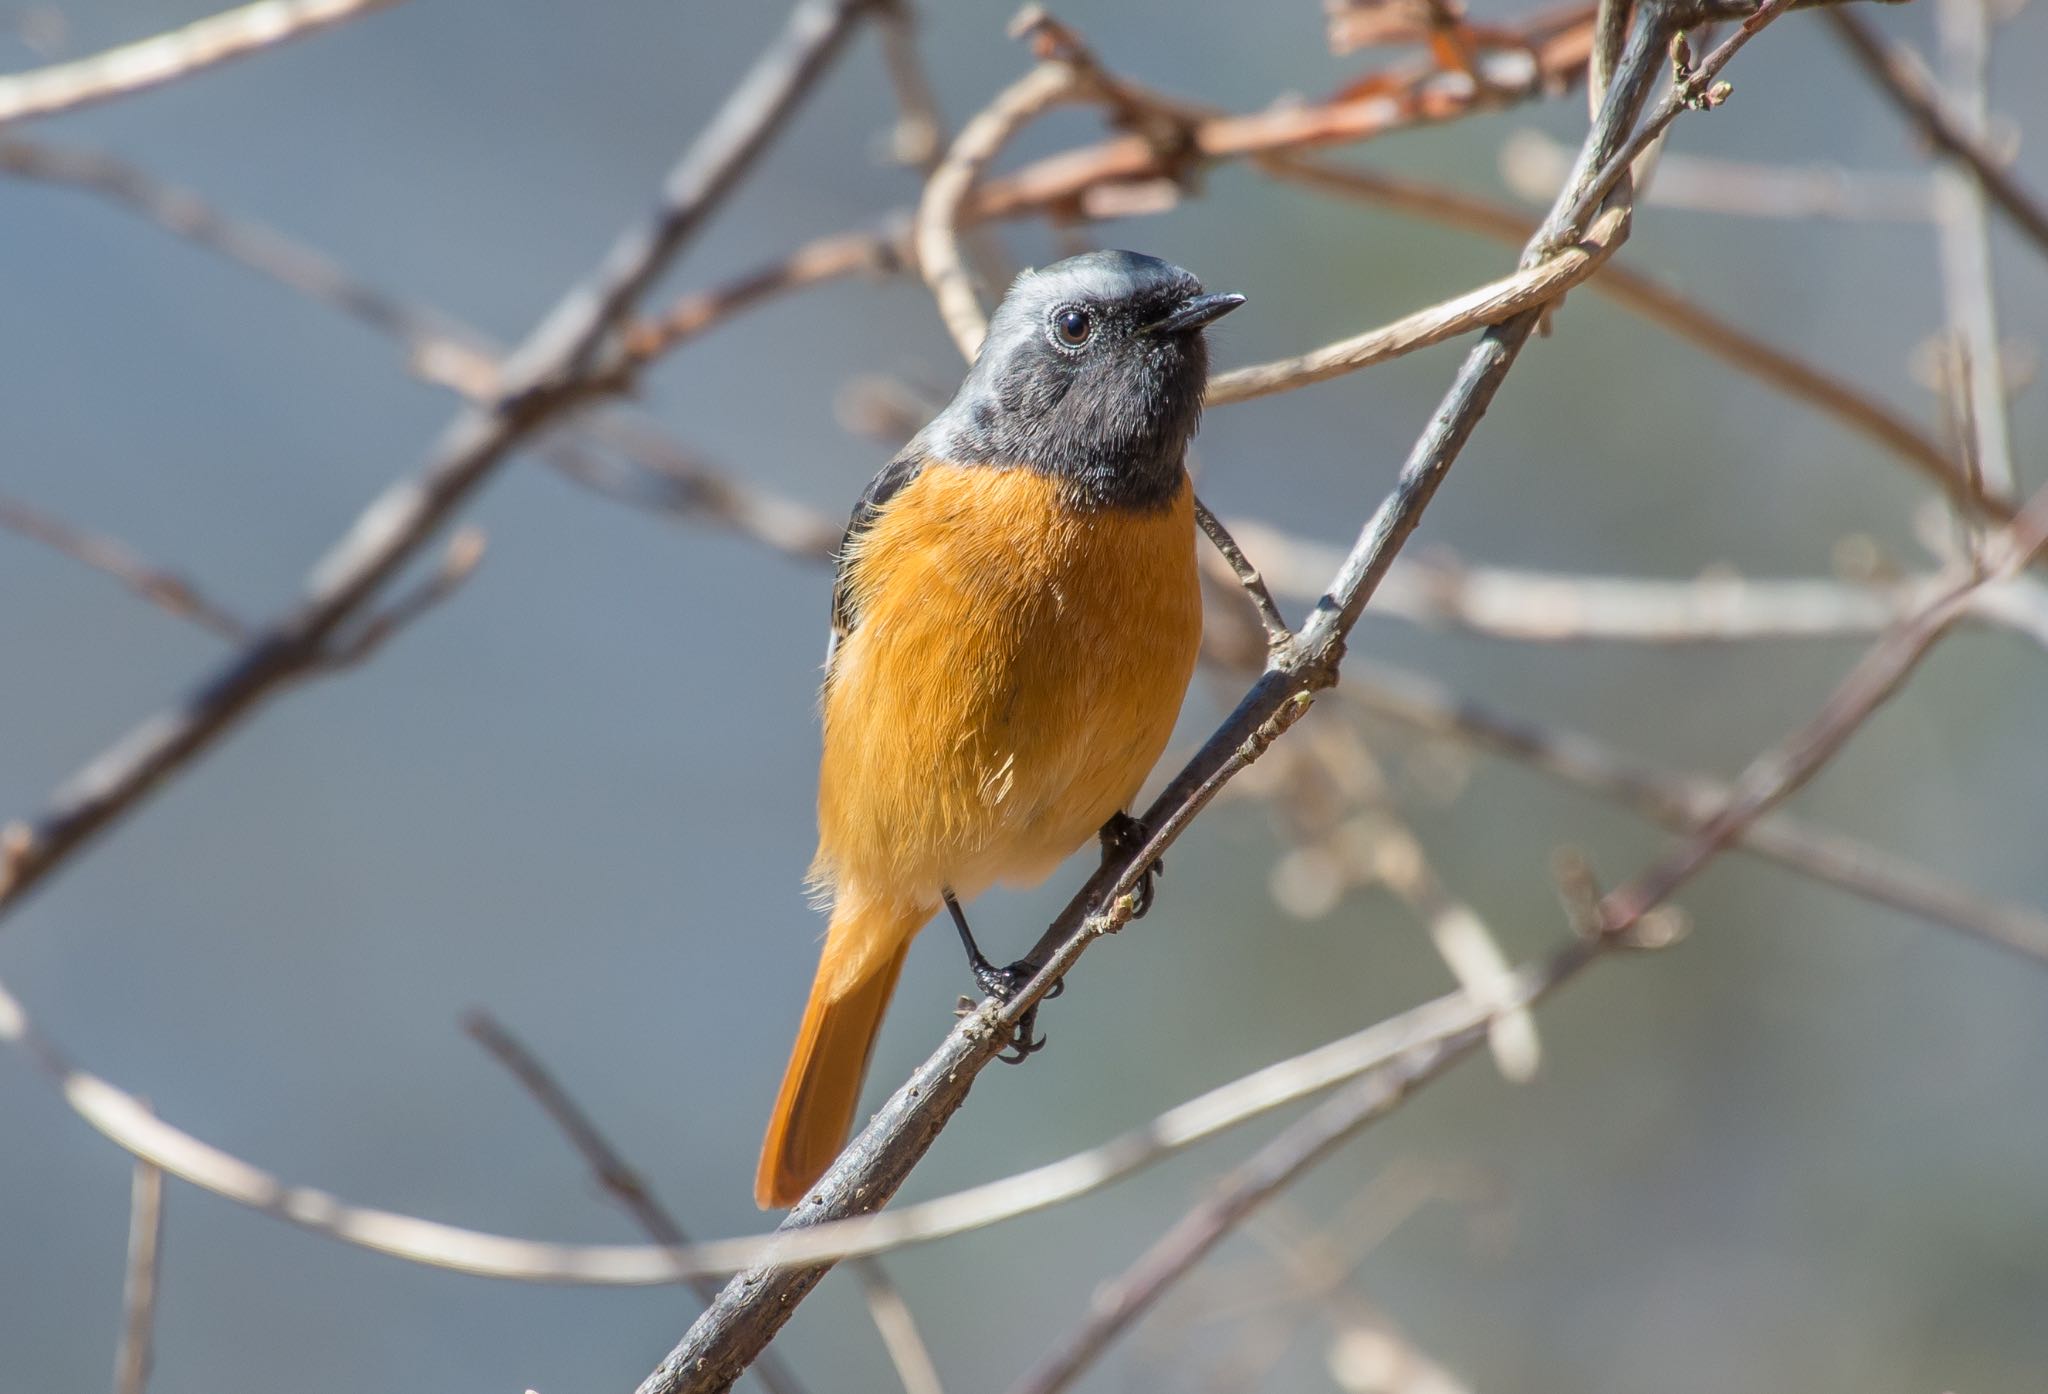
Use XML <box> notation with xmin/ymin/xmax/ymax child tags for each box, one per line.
<box><xmin>941</xmin><ymin>813</ymin><xmax>1163</xmax><ymax>1065</ymax></box>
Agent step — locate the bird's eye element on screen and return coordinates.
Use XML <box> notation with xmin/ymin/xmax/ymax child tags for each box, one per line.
<box><xmin>1052</xmin><ymin>307</ymin><xmax>1092</xmax><ymax>347</ymax></box>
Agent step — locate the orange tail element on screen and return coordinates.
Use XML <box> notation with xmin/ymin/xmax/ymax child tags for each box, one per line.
<box><xmin>755</xmin><ymin>897</ymin><xmax>924</xmax><ymax>1209</ymax></box>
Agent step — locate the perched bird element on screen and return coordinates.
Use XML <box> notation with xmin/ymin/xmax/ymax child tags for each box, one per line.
<box><xmin>756</xmin><ymin>250</ymin><xmax>1243</xmax><ymax>1209</ymax></box>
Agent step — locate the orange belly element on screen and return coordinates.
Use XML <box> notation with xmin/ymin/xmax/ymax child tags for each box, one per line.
<box><xmin>814</xmin><ymin>462</ymin><xmax>1202</xmax><ymax>911</ymax></box>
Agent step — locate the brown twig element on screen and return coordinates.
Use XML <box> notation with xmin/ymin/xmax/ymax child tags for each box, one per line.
<box><xmin>0</xmin><ymin>0</ymin><xmax>406</xmax><ymax>124</ymax></box>
<box><xmin>963</xmin><ymin>5</ymin><xmax>1597</xmax><ymax>227</ymax></box>
<box><xmin>1828</xmin><ymin>9</ymin><xmax>2048</xmax><ymax>261</ymax></box>
<box><xmin>0</xmin><ymin>943</ymin><xmax>1575</xmax><ymax>1283</ymax></box>
<box><xmin>1926</xmin><ymin>0</ymin><xmax>2016</xmax><ymax>499</ymax></box>
<box><xmin>1341</xmin><ymin>663</ymin><xmax>2048</xmax><ymax>963</ymax></box>
<box><xmin>1193</xmin><ymin>500</ymin><xmax>1293</xmax><ymax>660</ymax></box>
<box><xmin>461</xmin><ymin>1010</ymin><xmax>812</xmax><ymax>1394</ymax></box>
<box><xmin>0</xmin><ymin>0</ymin><xmax>875</xmax><ymax>920</ymax></box>
<box><xmin>112</xmin><ymin>1138</ymin><xmax>165</xmax><ymax>1394</ymax></box>
<box><xmin>1500</xmin><ymin>129</ymin><xmax>1937</xmax><ymax>221</ymax></box>
<box><xmin>915</xmin><ymin>52</ymin><xmax>1083</xmax><ymax>358</ymax></box>
<box><xmin>622</xmin><ymin>221</ymin><xmax>913</xmax><ymax>367</ymax></box>
<box><xmin>851</xmin><ymin>1260</ymin><xmax>948</xmax><ymax>1394</ymax></box>
<box><xmin>0</xmin><ymin>494</ymin><xmax>250</xmax><ymax>641</ymax></box>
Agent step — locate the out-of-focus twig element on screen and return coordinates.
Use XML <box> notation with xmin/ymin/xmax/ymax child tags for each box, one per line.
<box><xmin>1926</xmin><ymin>0</ymin><xmax>2016</xmax><ymax>499</ymax></box>
<box><xmin>0</xmin><ymin>494</ymin><xmax>250</xmax><ymax>641</ymax></box>
<box><xmin>0</xmin><ymin>947</ymin><xmax>1565</xmax><ymax>1284</ymax></box>
<box><xmin>851</xmin><ymin>1260</ymin><xmax>948</xmax><ymax>1394</ymax></box>
<box><xmin>1828</xmin><ymin>9</ymin><xmax>2048</xmax><ymax>261</ymax></box>
<box><xmin>0</xmin><ymin>0</ymin><xmax>405</xmax><ymax>124</ymax></box>
<box><xmin>0</xmin><ymin>0</ymin><xmax>874</xmax><ymax>920</ymax></box>
<box><xmin>113</xmin><ymin>1137</ymin><xmax>164</xmax><ymax>1394</ymax></box>
<box><xmin>1237</xmin><ymin>155</ymin><xmax>1971</xmax><ymax>502</ymax></box>
<box><xmin>1500</xmin><ymin>129</ymin><xmax>1937</xmax><ymax>220</ymax></box>
<box><xmin>461</xmin><ymin>1010</ymin><xmax>812</xmax><ymax>1394</ymax></box>
<box><xmin>1341</xmin><ymin>663</ymin><xmax>2048</xmax><ymax>964</ymax></box>
<box><xmin>915</xmin><ymin>47</ymin><xmax>1081</xmax><ymax>358</ymax></box>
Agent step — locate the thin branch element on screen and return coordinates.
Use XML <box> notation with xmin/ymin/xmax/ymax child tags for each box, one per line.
<box><xmin>113</xmin><ymin>1139</ymin><xmax>164</xmax><ymax>1394</ymax></box>
<box><xmin>622</xmin><ymin>221</ymin><xmax>912</xmax><ymax>367</ymax></box>
<box><xmin>0</xmin><ymin>0</ymin><xmax>405</xmax><ymax>124</ymax></box>
<box><xmin>1500</xmin><ymin>130</ymin><xmax>1937</xmax><ymax>221</ymax></box>
<box><xmin>0</xmin><ymin>494</ymin><xmax>250</xmax><ymax>641</ymax></box>
<box><xmin>1204</xmin><ymin>206</ymin><xmax>1628</xmax><ymax>404</ymax></box>
<box><xmin>872</xmin><ymin>0</ymin><xmax>945</xmax><ymax>171</ymax></box>
<box><xmin>1828</xmin><ymin>8</ymin><xmax>2048</xmax><ymax>260</ymax></box>
<box><xmin>1003</xmin><ymin>937</ymin><xmax>1601</xmax><ymax>1394</ymax></box>
<box><xmin>0</xmin><ymin>0</ymin><xmax>874</xmax><ymax>921</ymax></box>
<box><xmin>1193</xmin><ymin>500</ymin><xmax>1293</xmax><ymax>659</ymax></box>
<box><xmin>0</xmin><ymin>946</ymin><xmax>1572</xmax><ymax>1283</ymax></box>
<box><xmin>1600</xmin><ymin>483</ymin><xmax>2048</xmax><ymax>932</ymax></box>
<box><xmin>1342</xmin><ymin>662</ymin><xmax>2048</xmax><ymax>963</ymax></box>
<box><xmin>915</xmin><ymin>53</ymin><xmax>1081</xmax><ymax>358</ymax></box>
<box><xmin>962</xmin><ymin>5</ymin><xmax>1598</xmax><ymax>226</ymax></box>
<box><xmin>851</xmin><ymin>1260</ymin><xmax>947</xmax><ymax>1394</ymax></box>
<box><xmin>1927</xmin><ymin>0</ymin><xmax>2016</xmax><ymax>498</ymax></box>
<box><xmin>321</xmin><ymin>526</ymin><xmax>487</xmax><ymax>668</ymax></box>
<box><xmin>462</xmin><ymin>1011</ymin><xmax>812</xmax><ymax>1394</ymax></box>
<box><xmin>1555</xmin><ymin>0</ymin><xmax>1801</xmax><ymax>246</ymax></box>
<box><xmin>1253</xmin><ymin>157</ymin><xmax>1965</xmax><ymax>501</ymax></box>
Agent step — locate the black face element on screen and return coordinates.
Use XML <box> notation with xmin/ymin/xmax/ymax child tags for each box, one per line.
<box><xmin>920</xmin><ymin>250</ymin><xmax>1244</xmax><ymax>510</ymax></box>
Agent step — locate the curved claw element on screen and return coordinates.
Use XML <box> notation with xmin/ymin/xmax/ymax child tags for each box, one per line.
<box><xmin>1100</xmin><ymin>811</ymin><xmax>1164</xmax><ymax>920</ymax></box>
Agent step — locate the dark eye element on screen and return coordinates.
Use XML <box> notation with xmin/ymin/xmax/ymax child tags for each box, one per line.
<box><xmin>1053</xmin><ymin>307</ymin><xmax>1092</xmax><ymax>347</ymax></box>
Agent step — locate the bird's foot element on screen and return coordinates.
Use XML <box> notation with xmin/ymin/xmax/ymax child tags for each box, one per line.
<box><xmin>946</xmin><ymin>892</ymin><xmax>1061</xmax><ymax>1064</ymax></box>
<box><xmin>1099</xmin><ymin>811</ymin><xmax>1163</xmax><ymax>919</ymax></box>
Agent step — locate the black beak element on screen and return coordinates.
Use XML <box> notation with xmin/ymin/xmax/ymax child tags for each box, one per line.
<box><xmin>1144</xmin><ymin>291</ymin><xmax>1246</xmax><ymax>335</ymax></box>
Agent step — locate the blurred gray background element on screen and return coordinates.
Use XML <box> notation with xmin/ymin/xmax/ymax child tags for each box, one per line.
<box><xmin>4</xmin><ymin>2</ymin><xmax>2047</xmax><ymax>1391</ymax></box>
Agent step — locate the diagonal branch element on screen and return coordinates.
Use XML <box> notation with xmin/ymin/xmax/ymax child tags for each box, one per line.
<box><xmin>0</xmin><ymin>0</ymin><xmax>875</xmax><ymax>922</ymax></box>
<box><xmin>1827</xmin><ymin>9</ymin><xmax>2048</xmax><ymax>261</ymax></box>
<box><xmin>0</xmin><ymin>0</ymin><xmax>406</xmax><ymax>124</ymax></box>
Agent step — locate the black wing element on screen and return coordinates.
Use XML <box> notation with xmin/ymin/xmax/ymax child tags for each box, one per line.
<box><xmin>827</xmin><ymin>447</ymin><xmax>926</xmax><ymax>665</ymax></box>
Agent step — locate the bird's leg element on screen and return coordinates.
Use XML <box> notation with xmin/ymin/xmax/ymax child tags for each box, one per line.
<box><xmin>944</xmin><ymin>890</ymin><xmax>1054</xmax><ymax>1063</ymax></box>
<box><xmin>1098</xmin><ymin>810</ymin><xmax>1163</xmax><ymax>919</ymax></box>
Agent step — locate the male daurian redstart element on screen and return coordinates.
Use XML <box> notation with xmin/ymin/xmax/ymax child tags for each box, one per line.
<box><xmin>755</xmin><ymin>251</ymin><xmax>1244</xmax><ymax>1209</ymax></box>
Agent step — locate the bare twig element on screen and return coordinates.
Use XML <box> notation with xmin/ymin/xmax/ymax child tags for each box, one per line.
<box><xmin>0</xmin><ymin>0</ymin><xmax>874</xmax><ymax>920</ymax></box>
<box><xmin>1342</xmin><ymin>663</ymin><xmax>2048</xmax><ymax>963</ymax></box>
<box><xmin>1003</xmin><ymin>938</ymin><xmax>1599</xmax><ymax>1394</ymax></box>
<box><xmin>964</xmin><ymin>5</ymin><xmax>1598</xmax><ymax>227</ymax></box>
<box><xmin>1828</xmin><ymin>9</ymin><xmax>2048</xmax><ymax>260</ymax></box>
<box><xmin>1927</xmin><ymin>0</ymin><xmax>2016</xmax><ymax>498</ymax></box>
<box><xmin>1255</xmin><ymin>157</ymin><xmax>1963</xmax><ymax>497</ymax></box>
<box><xmin>873</xmin><ymin>0</ymin><xmax>945</xmax><ymax>171</ymax></box>
<box><xmin>622</xmin><ymin>221</ymin><xmax>913</xmax><ymax>367</ymax></box>
<box><xmin>1556</xmin><ymin>0</ymin><xmax>1800</xmax><ymax>246</ymax></box>
<box><xmin>322</xmin><ymin>526</ymin><xmax>487</xmax><ymax>668</ymax></box>
<box><xmin>0</xmin><ymin>948</ymin><xmax>1567</xmax><ymax>1283</ymax></box>
<box><xmin>851</xmin><ymin>1260</ymin><xmax>948</xmax><ymax>1394</ymax></box>
<box><xmin>1501</xmin><ymin>129</ymin><xmax>1937</xmax><ymax>221</ymax></box>
<box><xmin>1193</xmin><ymin>500</ymin><xmax>1293</xmax><ymax>660</ymax></box>
<box><xmin>113</xmin><ymin>1140</ymin><xmax>165</xmax><ymax>1394</ymax></box>
<box><xmin>0</xmin><ymin>494</ymin><xmax>250</xmax><ymax>641</ymax></box>
<box><xmin>1205</xmin><ymin>207</ymin><xmax>1628</xmax><ymax>403</ymax></box>
<box><xmin>915</xmin><ymin>54</ymin><xmax>1082</xmax><ymax>358</ymax></box>
<box><xmin>462</xmin><ymin>1011</ymin><xmax>811</xmax><ymax>1394</ymax></box>
<box><xmin>0</xmin><ymin>0</ymin><xmax>405</xmax><ymax>124</ymax></box>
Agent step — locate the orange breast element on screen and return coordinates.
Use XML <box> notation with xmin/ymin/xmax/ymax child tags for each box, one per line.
<box><xmin>814</xmin><ymin>462</ymin><xmax>1202</xmax><ymax>908</ymax></box>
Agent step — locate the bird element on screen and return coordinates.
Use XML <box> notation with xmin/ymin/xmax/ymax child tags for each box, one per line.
<box><xmin>755</xmin><ymin>250</ymin><xmax>1244</xmax><ymax>1209</ymax></box>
